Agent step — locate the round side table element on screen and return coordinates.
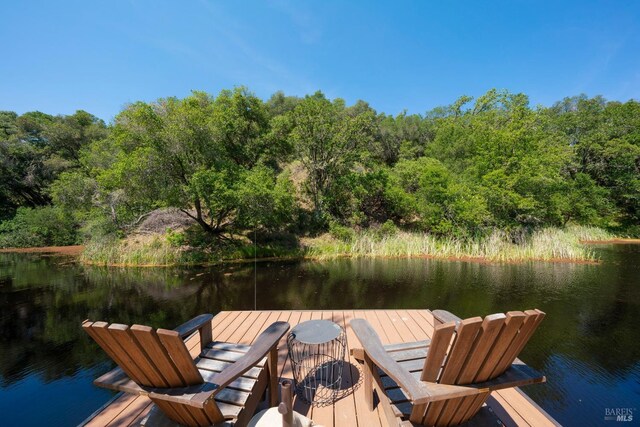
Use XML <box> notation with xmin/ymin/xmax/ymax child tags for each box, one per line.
<box><xmin>286</xmin><ymin>319</ymin><xmax>346</xmax><ymax>406</ymax></box>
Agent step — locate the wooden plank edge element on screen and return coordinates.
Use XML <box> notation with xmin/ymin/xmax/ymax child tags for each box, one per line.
<box><xmin>513</xmin><ymin>387</ymin><xmax>561</xmax><ymax>426</ymax></box>
<box><xmin>77</xmin><ymin>392</ymin><xmax>124</xmax><ymax>427</ymax></box>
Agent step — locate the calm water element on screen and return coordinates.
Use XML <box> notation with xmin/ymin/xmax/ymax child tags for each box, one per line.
<box><xmin>1</xmin><ymin>245</ymin><xmax>639</xmax><ymax>426</ymax></box>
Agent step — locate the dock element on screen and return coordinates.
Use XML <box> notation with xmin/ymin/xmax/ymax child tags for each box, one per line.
<box><xmin>81</xmin><ymin>310</ymin><xmax>560</xmax><ymax>426</ymax></box>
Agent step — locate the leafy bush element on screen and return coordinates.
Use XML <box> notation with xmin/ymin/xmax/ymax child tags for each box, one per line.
<box><xmin>388</xmin><ymin>158</ymin><xmax>489</xmax><ymax>235</ymax></box>
<box><xmin>329</xmin><ymin>221</ymin><xmax>356</xmax><ymax>242</ymax></box>
<box><xmin>235</xmin><ymin>166</ymin><xmax>296</xmax><ymax>231</ymax></box>
<box><xmin>166</xmin><ymin>229</ymin><xmax>187</xmax><ymax>247</ymax></box>
<box><xmin>80</xmin><ymin>213</ymin><xmax>120</xmax><ymax>241</ymax></box>
<box><xmin>0</xmin><ymin>206</ymin><xmax>78</xmax><ymax>248</ymax></box>
<box><xmin>325</xmin><ymin>168</ymin><xmax>393</xmax><ymax>227</ymax></box>
<box><xmin>378</xmin><ymin>220</ymin><xmax>399</xmax><ymax>237</ymax></box>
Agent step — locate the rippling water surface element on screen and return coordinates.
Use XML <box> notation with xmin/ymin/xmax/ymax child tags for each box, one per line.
<box><xmin>1</xmin><ymin>244</ymin><xmax>638</xmax><ymax>426</ymax></box>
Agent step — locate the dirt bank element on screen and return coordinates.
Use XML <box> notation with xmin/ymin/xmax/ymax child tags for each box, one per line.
<box><xmin>581</xmin><ymin>238</ymin><xmax>640</xmax><ymax>244</ymax></box>
<box><xmin>0</xmin><ymin>245</ymin><xmax>85</xmax><ymax>255</ymax></box>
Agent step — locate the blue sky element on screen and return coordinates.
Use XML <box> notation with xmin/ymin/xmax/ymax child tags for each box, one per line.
<box><xmin>1</xmin><ymin>1</ymin><xmax>639</xmax><ymax>121</ymax></box>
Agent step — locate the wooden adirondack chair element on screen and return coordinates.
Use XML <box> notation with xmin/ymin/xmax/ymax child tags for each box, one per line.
<box><xmin>83</xmin><ymin>314</ymin><xmax>290</xmax><ymax>427</ymax></box>
<box><xmin>350</xmin><ymin>309</ymin><xmax>546</xmax><ymax>427</ymax></box>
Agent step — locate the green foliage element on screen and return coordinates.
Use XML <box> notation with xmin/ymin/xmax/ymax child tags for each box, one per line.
<box><xmin>329</xmin><ymin>221</ymin><xmax>356</xmax><ymax>242</ymax></box>
<box><xmin>375</xmin><ymin>112</ymin><xmax>433</xmax><ymax>164</ymax></box>
<box><xmin>1</xmin><ymin>87</ymin><xmax>638</xmax><ymax>252</ymax></box>
<box><xmin>276</xmin><ymin>91</ymin><xmax>376</xmax><ymax>218</ymax></box>
<box><xmin>165</xmin><ymin>229</ymin><xmax>187</xmax><ymax>247</ymax></box>
<box><xmin>44</xmin><ymin>110</ymin><xmax>108</xmax><ymax>161</ymax></box>
<box><xmin>0</xmin><ymin>206</ymin><xmax>78</xmax><ymax>248</ymax></box>
<box><xmin>266</xmin><ymin>91</ymin><xmax>302</xmax><ymax>118</ymax></box>
<box><xmin>546</xmin><ymin>96</ymin><xmax>640</xmax><ymax>229</ymax></box>
<box><xmin>102</xmin><ymin>88</ymin><xmax>290</xmax><ymax>236</ymax></box>
<box><xmin>325</xmin><ymin>167</ymin><xmax>392</xmax><ymax>226</ymax></box>
<box><xmin>388</xmin><ymin>158</ymin><xmax>489</xmax><ymax>235</ymax></box>
<box><xmin>376</xmin><ymin>220</ymin><xmax>399</xmax><ymax>239</ymax></box>
<box><xmin>79</xmin><ymin>214</ymin><xmax>119</xmax><ymax>241</ymax></box>
<box><xmin>0</xmin><ymin>109</ymin><xmax>107</xmax><ymax>221</ymax></box>
<box><xmin>235</xmin><ymin>167</ymin><xmax>296</xmax><ymax>231</ymax></box>
<box><xmin>49</xmin><ymin>170</ymin><xmax>98</xmax><ymax>220</ymax></box>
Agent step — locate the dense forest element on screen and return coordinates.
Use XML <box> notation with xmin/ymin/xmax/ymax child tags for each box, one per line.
<box><xmin>0</xmin><ymin>88</ymin><xmax>638</xmax><ymax>260</ymax></box>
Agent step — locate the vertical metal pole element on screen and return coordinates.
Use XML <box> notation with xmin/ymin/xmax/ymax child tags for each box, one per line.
<box><xmin>254</xmin><ymin>227</ymin><xmax>257</xmax><ymax>311</ymax></box>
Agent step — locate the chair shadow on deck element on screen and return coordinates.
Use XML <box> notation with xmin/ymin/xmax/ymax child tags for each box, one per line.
<box><xmin>283</xmin><ymin>361</ymin><xmax>363</xmax><ymax>416</ymax></box>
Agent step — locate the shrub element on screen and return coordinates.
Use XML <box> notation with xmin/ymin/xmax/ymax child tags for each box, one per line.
<box><xmin>0</xmin><ymin>206</ymin><xmax>78</xmax><ymax>248</ymax></box>
<box><xmin>166</xmin><ymin>229</ymin><xmax>187</xmax><ymax>247</ymax></box>
<box><xmin>378</xmin><ymin>220</ymin><xmax>399</xmax><ymax>237</ymax></box>
<box><xmin>80</xmin><ymin>213</ymin><xmax>120</xmax><ymax>241</ymax></box>
<box><xmin>388</xmin><ymin>158</ymin><xmax>490</xmax><ymax>235</ymax></box>
<box><xmin>329</xmin><ymin>221</ymin><xmax>356</xmax><ymax>242</ymax></box>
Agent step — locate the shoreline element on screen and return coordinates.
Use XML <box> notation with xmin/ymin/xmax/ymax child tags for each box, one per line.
<box><xmin>0</xmin><ymin>242</ymin><xmax>616</xmax><ymax>267</ymax></box>
<box><xmin>581</xmin><ymin>238</ymin><xmax>640</xmax><ymax>244</ymax></box>
<box><xmin>0</xmin><ymin>245</ymin><xmax>85</xmax><ymax>256</ymax></box>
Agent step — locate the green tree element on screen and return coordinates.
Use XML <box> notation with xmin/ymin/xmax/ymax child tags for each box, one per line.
<box><xmin>425</xmin><ymin>90</ymin><xmax>582</xmax><ymax>228</ymax></box>
<box><xmin>266</xmin><ymin>91</ymin><xmax>301</xmax><ymax>118</ymax></box>
<box><xmin>279</xmin><ymin>92</ymin><xmax>376</xmax><ymax>222</ymax></box>
<box><xmin>0</xmin><ymin>206</ymin><xmax>78</xmax><ymax>248</ymax></box>
<box><xmin>0</xmin><ymin>110</ymin><xmax>106</xmax><ymax>221</ymax></box>
<box><xmin>105</xmin><ymin>88</ymin><xmax>288</xmax><ymax>235</ymax></box>
<box><xmin>235</xmin><ymin>166</ymin><xmax>295</xmax><ymax>230</ymax></box>
<box><xmin>388</xmin><ymin>158</ymin><xmax>489</xmax><ymax>234</ymax></box>
<box><xmin>0</xmin><ymin>112</ymin><xmax>55</xmax><ymax>216</ymax></box>
<box><xmin>324</xmin><ymin>167</ymin><xmax>393</xmax><ymax>226</ymax></box>
<box><xmin>43</xmin><ymin>110</ymin><xmax>107</xmax><ymax>162</ymax></box>
<box><xmin>375</xmin><ymin>112</ymin><xmax>433</xmax><ymax>165</ymax></box>
<box><xmin>547</xmin><ymin>96</ymin><xmax>640</xmax><ymax>230</ymax></box>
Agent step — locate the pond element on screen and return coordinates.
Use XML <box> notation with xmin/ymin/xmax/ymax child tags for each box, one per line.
<box><xmin>1</xmin><ymin>245</ymin><xmax>639</xmax><ymax>426</ymax></box>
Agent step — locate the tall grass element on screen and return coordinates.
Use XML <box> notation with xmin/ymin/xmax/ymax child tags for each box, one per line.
<box><xmin>81</xmin><ymin>235</ymin><xmax>185</xmax><ymax>266</ymax></box>
<box><xmin>305</xmin><ymin>225</ymin><xmax>613</xmax><ymax>262</ymax></box>
<box><xmin>81</xmin><ymin>225</ymin><xmax>614</xmax><ymax>266</ymax></box>
<box><xmin>81</xmin><ymin>233</ymin><xmax>303</xmax><ymax>266</ymax></box>
<box><xmin>564</xmin><ymin>225</ymin><xmax>614</xmax><ymax>242</ymax></box>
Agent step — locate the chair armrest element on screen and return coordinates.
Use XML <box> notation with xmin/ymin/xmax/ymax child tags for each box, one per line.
<box><xmin>173</xmin><ymin>313</ymin><xmax>214</xmax><ymax>340</ymax></box>
<box><xmin>350</xmin><ymin>319</ymin><xmax>480</xmax><ymax>404</ymax></box>
<box><xmin>189</xmin><ymin>321</ymin><xmax>290</xmax><ymax>406</ymax></box>
<box><xmin>351</xmin><ymin>339</ymin><xmax>431</xmax><ymax>362</ymax></box>
<box><xmin>432</xmin><ymin>309</ymin><xmax>462</xmax><ymax>326</ymax></box>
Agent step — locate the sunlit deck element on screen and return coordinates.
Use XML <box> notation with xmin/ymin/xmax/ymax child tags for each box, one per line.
<box><xmin>80</xmin><ymin>310</ymin><xmax>559</xmax><ymax>427</ymax></box>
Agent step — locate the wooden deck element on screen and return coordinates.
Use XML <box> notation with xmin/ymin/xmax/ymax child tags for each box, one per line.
<box><xmin>80</xmin><ymin>310</ymin><xmax>560</xmax><ymax>427</ymax></box>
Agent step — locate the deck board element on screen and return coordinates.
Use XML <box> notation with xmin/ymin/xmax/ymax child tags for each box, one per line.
<box><xmin>81</xmin><ymin>310</ymin><xmax>559</xmax><ymax>427</ymax></box>
<box><xmin>332</xmin><ymin>311</ymin><xmax>360</xmax><ymax>427</ymax></box>
<box><xmin>308</xmin><ymin>311</ymin><xmax>333</xmax><ymax>426</ymax></box>
<box><xmin>343</xmin><ymin>309</ymin><xmax>384</xmax><ymax>427</ymax></box>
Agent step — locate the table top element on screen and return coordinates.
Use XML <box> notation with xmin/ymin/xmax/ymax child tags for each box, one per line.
<box><xmin>289</xmin><ymin>319</ymin><xmax>342</xmax><ymax>344</ymax></box>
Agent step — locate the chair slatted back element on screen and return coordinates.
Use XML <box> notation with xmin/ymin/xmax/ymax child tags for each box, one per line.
<box><xmin>413</xmin><ymin>310</ymin><xmax>545</xmax><ymax>426</ymax></box>
<box><xmin>83</xmin><ymin>320</ymin><xmax>203</xmax><ymax>388</ymax></box>
<box><xmin>420</xmin><ymin>322</ymin><xmax>456</xmax><ymax>382</ymax></box>
<box><xmin>421</xmin><ymin>309</ymin><xmax>545</xmax><ymax>386</ymax></box>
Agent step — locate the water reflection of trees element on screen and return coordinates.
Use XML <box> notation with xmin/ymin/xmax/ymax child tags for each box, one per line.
<box><xmin>265</xmin><ymin>257</ymin><xmax>640</xmax><ymax>426</ymax></box>
<box><xmin>1</xmin><ymin>251</ymin><xmax>639</xmax><ymax>424</ymax></box>
<box><xmin>261</xmin><ymin>257</ymin><xmax>639</xmax><ymax>374</ymax></box>
<box><xmin>0</xmin><ymin>256</ymin><xmax>253</xmax><ymax>387</ymax></box>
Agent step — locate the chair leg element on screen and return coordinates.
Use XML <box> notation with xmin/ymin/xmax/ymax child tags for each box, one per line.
<box><xmin>410</xmin><ymin>403</ymin><xmax>427</xmax><ymax>424</ymax></box>
<box><xmin>268</xmin><ymin>347</ymin><xmax>279</xmax><ymax>407</ymax></box>
<box><xmin>363</xmin><ymin>353</ymin><xmax>374</xmax><ymax>411</ymax></box>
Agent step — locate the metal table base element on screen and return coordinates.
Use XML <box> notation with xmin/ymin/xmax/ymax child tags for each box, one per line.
<box><xmin>287</xmin><ymin>320</ymin><xmax>346</xmax><ymax>406</ymax></box>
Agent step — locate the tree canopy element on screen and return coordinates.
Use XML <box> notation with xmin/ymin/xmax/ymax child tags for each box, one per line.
<box><xmin>1</xmin><ymin>87</ymin><xmax>638</xmax><ymax>248</ymax></box>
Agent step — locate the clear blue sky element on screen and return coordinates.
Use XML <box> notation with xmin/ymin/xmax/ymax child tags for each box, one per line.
<box><xmin>1</xmin><ymin>1</ymin><xmax>639</xmax><ymax>121</ymax></box>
